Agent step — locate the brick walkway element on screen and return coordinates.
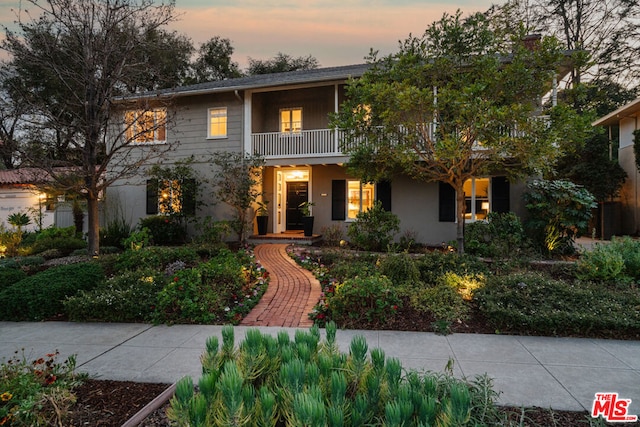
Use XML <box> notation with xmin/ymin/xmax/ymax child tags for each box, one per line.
<box><xmin>240</xmin><ymin>244</ymin><xmax>321</xmax><ymax>328</ymax></box>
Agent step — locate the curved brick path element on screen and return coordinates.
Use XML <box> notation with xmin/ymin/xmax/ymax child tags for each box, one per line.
<box><xmin>241</xmin><ymin>244</ymin><xmax>321</xmax><ymax>328</ymax></box>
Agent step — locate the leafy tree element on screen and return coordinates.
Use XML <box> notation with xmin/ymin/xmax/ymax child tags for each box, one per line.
<box><xmin>187</xmin><ymin>36</ymin><xmax>242</xmax><ymax>84</ymax></box>
<box><xmin>556</xmin><ymin>131</ymin><xmax>626</xmax><ymax>202</ymax></box>
<box><xmin>332</xmin><ymin>11</ymin><xmax>573</xmax><ymax>252</ymax></box>
<box><xmin>1</xmin><ymin>0</ymin><xmax>183</xmax><ymax>255</ymax></box>
<box><xmin>211</xmin><ymin>152</ymin><xmax>264</xmax><ymax>243</ymax></box>
<box><xmin>247</xmin><ymin>52</ymin><xmax>319</xmax><ymax>75</ymax></box>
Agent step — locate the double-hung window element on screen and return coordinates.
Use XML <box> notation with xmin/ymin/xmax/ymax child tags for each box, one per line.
<box><xmin>347</xmin><ymin>180</ymin><xmax>374</xmax><ymax>220</ymax></box>
<box><xmin>280</xmin><ymin>108</ymin><xmax>302</xmax><ymax>134</ymax></box>
<box><xmin>126</xmin><ymin>109</ymin><xmax>166</xmax><ymax>144</ymax></box>
<box><xmin>464</xmin><ymin>178</ymin><xmax>490</xmax><ymax>221</ymax></box>
<box><xmin>208</xmin><ymin>107</ymin><xmax>227</xmax><ymax>138</ymax></box>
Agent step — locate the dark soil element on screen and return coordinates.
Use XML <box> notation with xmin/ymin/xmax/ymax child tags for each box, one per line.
<box><xmin>66</xmin><ymin>379</ymin><xmax>636</xmax><ymax>426</ymax></box>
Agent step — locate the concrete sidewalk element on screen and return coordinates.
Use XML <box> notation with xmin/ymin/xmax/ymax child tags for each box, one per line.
<box><xmin>1</xmin><ymin>321</ymin><xmax>638</xmax><ymax>415</ymax></box>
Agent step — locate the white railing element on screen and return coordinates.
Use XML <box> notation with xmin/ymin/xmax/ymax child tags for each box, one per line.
<box><xmin>251</xmin><ymin>117</ymin><xmax>548</xmax><ymax>159</ymax></box>
<box><xmin>252</xmin><ymin>129</ymin><xmax>344</xmax><ymax>158</ymax></box>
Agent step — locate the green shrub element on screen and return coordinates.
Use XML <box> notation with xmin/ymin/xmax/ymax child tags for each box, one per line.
<box><xmin>475</xmin><ymin>272</ymin><xmax>640</xmax><ymax>336</ymax></box>
<box><xmin>576</xmin><ymin>244</ymin><xmax>626</xmax><ymax>282</ymax></box>
<box><xmin>0</xmin><ymin>223</ymin><xmax>23</xmax><ymax>257</ymax></box>
<box><xmin>115</xmin><ymin>246</ymin><xmax>200</xmax><ymax>272</ymax></box>
<box><xmin>138</xmin><ymin>215</ymin><xmax>187</xmax><ymax>245</ymax></box>
<box><xmin>320</xmin><ymin>224</ymin><xmax>344</xmax><ymax>247</ymax></box>
<box><xmin>608</xmin><ymin>236</ymin><xmax>640</xmax><ymax>280</ymax></box>
<box><xmin>0</xmin><ymin>268</ymin><xmax>27</xmax><ymax>290</ymax></box>
<box><xmin>329</xmin><ymin>274</ymin><xmax>401</xmax><ymax>328</ymax></box>
<box><xmin>523</xmin><ymin>179</ymin><xmax>596</xmax><ymax>256</ymax></box>
<box><xmin>0</xmin><ymin>263</ymin><xmax>105</xmax><ymax>320</ymax></box>
<box><xmin>30</xmin><ymin>227</ymin><xmax>86</xmax><ymax>255</ymax></box>
<box><xmin>154</xmin><ymin>249</ymin><xmax>266</xmax><ymax>324</ymax></box>
<box><xmin>465</xmin><ymin>212</ymin><xmax>529</xmax><ymax>259</ymax></box>
<box><xmin>347</xmin><ymin>201</ymin><xmax>400</xmax><ymax>251</ymax></box>
<box><xmin>37</xmin><ymin>248</ymin><xmax>64</xmax><ymax>260</ymax></box>
<box><xmin>100</xmin><ymin>217</ymin><xmax>132</xmax><ymax>249</ymax></box>
<box><xmin>65</xmin><ymin>269</ymin><xmax>167</xmax><ymax>322</ymax></box>
<box><xmin>319</xmin><ymin>253</ymin><xmax>377</xmax><ymax>282</ymax></box>
<box><xmin>0</xmin><ymin>256</ymin><xmax>46</xmax><ymax>273</ymax></box>
<box><xmin>415</xmin><ymin>251</ymin><xmax>488</xmax><ymax>285</ymax></box>
<box><xmin>378</xmin><ymin>252</ymin><xmax>420</xmax><ymax>287</ymax></box>
<box><xmin>168</xmin><ymin>325</ymin><xmax>503</xmax><ymax>427</ymax></box>
<box><xmin>409</xmin><ymin>273</ymin><xmax>480</xmax><ymax>326</ymax></box>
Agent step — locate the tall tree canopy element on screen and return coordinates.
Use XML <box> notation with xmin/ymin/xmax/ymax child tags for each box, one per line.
<box><xmin>187</xmin><ymin>36</ymin><xmax>242</xmax><ymax>84</ymax></box>
<box><xmin>1</xmin><ymin>0</ymin><xmax>182</xmax><ymax>255</ymax></box>
<box><xmin>487</xmin><ymin>0</ymin><xmax>640</xmax><ymax>91</ymax></box>
<box><xmin>247</xmin><ymin>52</ymin><xmax>319</xmax><ymax>75</ymax></box>
<box><xmin>333</xmin><ymin>11</ymin><xmax>574</xmax><ymax>252</ymax></box>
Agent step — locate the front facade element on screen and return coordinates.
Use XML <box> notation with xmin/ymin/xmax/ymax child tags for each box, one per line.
<box><xmin>594</xmin><ymin>98</ymin><xmax>640</xmax><ymax>235</ymax></box>
<box><xmin>110</xmin><ymin>64</ymin><xmax>529</xmax><ymax>245</ymax></box>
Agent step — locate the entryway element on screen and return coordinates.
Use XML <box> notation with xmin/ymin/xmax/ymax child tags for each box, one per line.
<box><xmin>274</xmin><ymin>168</ymin><xmax>311</xmax><ymax>234</ymax></box>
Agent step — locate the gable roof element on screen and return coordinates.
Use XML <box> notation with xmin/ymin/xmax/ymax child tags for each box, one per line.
<box><xmin>149</xmin><ymin>63</ymin><xmax>372</xmax><ymax>99</ymax></box>
<box><xmin>593</xmin><ymin>97</ymin><xmax>640</xmax><ymax>127</ymax></box>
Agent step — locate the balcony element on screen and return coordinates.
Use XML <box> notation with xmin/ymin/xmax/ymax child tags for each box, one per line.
<box><xmin>250</xmin><ymin>117</ymin><xmax>548</xmax><ymax>160</ymax></box>
<box><xmin>251</xmin><ymin>129</ymin><xmax>345</xmax><ymax>159</ymax></box>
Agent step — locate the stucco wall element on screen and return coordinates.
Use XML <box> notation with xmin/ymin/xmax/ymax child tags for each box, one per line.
<box><xmin>0</xmin><ymin>188</ymin><xmax>55</xmax><ymax>231</ymax></box>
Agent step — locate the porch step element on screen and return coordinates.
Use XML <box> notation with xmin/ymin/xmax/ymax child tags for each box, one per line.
<box><xmin>247</xmin><ymin>232</ymin><xmax>323</xmax><ymax>246</ymax></box>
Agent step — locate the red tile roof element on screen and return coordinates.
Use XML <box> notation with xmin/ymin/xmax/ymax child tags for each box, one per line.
<box><xmin>0</xmin><ymin>168</ymin><xmax>53</xmax><ymax>185</ymax></box>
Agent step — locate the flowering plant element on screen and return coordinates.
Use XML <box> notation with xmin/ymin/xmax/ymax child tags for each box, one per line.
<box><xmin>0</xmin><ymin>350</ymin><xmax>85</xmax><ymax>426</ymax></box>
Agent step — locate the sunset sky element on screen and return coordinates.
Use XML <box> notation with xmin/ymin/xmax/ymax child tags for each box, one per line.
<box><xmin>1</xmin><ymin>0</ymin><xmax>497</xmax><ymax>68</ymax></box>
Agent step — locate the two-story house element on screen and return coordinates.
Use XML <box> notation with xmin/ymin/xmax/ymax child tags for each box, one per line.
<box><xmin>109</xmin><ymin>62</ymin><xmax>558</xmax><ymax>246</ymax></box>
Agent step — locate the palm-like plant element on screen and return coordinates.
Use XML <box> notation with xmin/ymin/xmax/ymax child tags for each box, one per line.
<box><xmin>7</xmin><ymin>212</ymin><xmax>31</xmax><ymax>233</ymax></box>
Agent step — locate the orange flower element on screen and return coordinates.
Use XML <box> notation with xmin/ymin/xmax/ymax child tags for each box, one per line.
<box><xmin>0</xmin><ymin>392</ymin><xmax>12</xmax><ymax>401</ymax></box>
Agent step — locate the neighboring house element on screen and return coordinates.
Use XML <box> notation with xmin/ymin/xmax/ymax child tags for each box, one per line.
<box><xmin>593</xmin><ymin>98</ymin><xmax>640</xmax><ymax>236</ymax></box>
<box><xmin>111</xmin><ymin>63</ymin><xmax>561</xmax><ymax>245</ymax></box>
<box><xmin>0</xmin><ymin>168</ymin><xmax>56</xmax><ymax>231</ymax></box>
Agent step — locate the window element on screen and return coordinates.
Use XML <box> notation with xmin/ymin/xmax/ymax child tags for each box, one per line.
<box><xmin>464</xmin><ymin>178</ymin><xmax>490</xmax><ymax>221</ymax></box>
<box><xmin>126</xmin><ymin>109</ymin><xmax>166</xmax><ymax>143</ymax></box>
<box><xmin>347</xmin><ymin>180</ymin><xmax>374</xmax><ymax>220</ymax></box>
<box><xmin>439</xmin><ymin>177</ymin><xmax>509</xmax><ymax>222</ymax></box>
<box><xmin>146</xmin><ymin>179</ymin><xmax>196</xmax><ymax>216</ymax></box>
<box><xmin>280</xmin><ymin>108</ymin><xmax>302</xmax><ymax>133</ymax></box>
<box><xmin>208</xmin><ymin>107</ymin><xmax>227</xmax><ymax>138</ymax></box>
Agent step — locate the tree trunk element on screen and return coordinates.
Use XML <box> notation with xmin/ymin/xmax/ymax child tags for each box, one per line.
<box><xmin>456</xmin><ymin>183</ymin><xmax>466</xmax><ymax>253</ymax></box>
<box><xmin>86</xmin><ymin>195</ymin><xmax>100</xmax><ymax>256</ymax></box>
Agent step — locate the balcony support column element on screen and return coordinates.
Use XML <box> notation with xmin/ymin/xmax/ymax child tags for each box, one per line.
<box><xmin>244</xmin><ymin>91</ymin><xmax>252</xmax><ymax>154</ymax></box>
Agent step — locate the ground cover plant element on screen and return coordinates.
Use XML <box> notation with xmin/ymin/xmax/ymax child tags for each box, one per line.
<box><xmin>0</xmin><ymin>262</ymin><xmax>105</xmax><ymax>321</ymax></box>
<box><xmin>167</xmin><ymin>323</ymin><xmax>507</xmax><ymax>426</ymax></box>
<box><xmin>61</xmin><ymin>245</ymin><xmax>268</xmax><ymax>325</ymax></box>
<box><xmin>0</xmin><ymin>350</ymin><xmax>85</xmax><ymax>426</ymax></box>
<box><xmin>291</xmin><ymin>244</ymin><xmax>640</xmax><ymax>339</ymax></box>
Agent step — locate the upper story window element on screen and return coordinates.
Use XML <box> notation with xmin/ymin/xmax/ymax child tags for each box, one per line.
<box><xmin>464</xmin><ymin>177</ymin><xmax>490</xmax><ymax>221</ymax></box>
<box><xmin>347</xmin><ymin>180</ymin><xmax>374</xmax><ymax>220</ymax></box>
<box><xmin>208</xmin><ymin>107</ymin><xmax>227</xmax><ymax>139</ymax></box>
<box><xmin>126</xmin><ymin>109</ymin><xmax>166</xmax><ymax>144</ymax></box>
<box><xmin>280</xmin><ymin>108</ymin><xmax>302</xmax><ymax>133</ymax></box>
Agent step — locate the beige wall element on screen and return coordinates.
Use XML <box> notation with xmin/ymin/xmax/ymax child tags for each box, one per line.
<box><xmin>0</xmin><ymin>187</ymin><xmax>55</xmax><ymax>231</ymax></box>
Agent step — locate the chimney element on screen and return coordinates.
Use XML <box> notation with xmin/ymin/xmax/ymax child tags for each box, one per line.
<box><xmin>523</xmin><ymin>34</ymin><xmax>542</xmax><ymax>51</ymax></box>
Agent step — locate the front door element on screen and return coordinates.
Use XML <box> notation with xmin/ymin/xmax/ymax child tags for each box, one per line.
<box><xmin>286</xmin><ymin>181</ymin><xmax>308</xmax><ymax>230</ymax></box>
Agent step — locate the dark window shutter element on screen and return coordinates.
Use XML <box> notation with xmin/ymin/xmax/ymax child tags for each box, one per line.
<box><xmin>491</xmin><ymin>176</ymin><xmax>510</xmax><ymax>213</ymax></box>
<box><xmin>146</xmin><ymin>179</ymin><xmax>158</xmax><ymax>215</ymax></box>
<box><xmin>376</xmin><ymin>181</ymin><xmax>392</xmax><ymax>211</ymax></box>
<box><xmin>332</xmin><ymin>180</ymin><xmax>346</xmax><ymax>220</ymax></box>
<box><xmin>181</xmin><ymin>179</ymin><xmax>197</xmax><ymax>216</ymax></box>
<box><xmin>439</xmin><ymin>181</ymin><xmax>455</xmax><ymax>222</ymax></box>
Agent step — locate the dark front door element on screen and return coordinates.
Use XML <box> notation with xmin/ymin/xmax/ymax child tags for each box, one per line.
<box><xmin>286</xmin><ymin>181</ymin><xmax>308</xmax><ymax>230</ymax></box>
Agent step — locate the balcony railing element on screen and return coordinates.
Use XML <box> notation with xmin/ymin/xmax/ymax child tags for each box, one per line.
<box><xmin>251</xmin><ymin>117</ymin><xmax>548</xmax><ymax>159</ymax></box>
<box><xmin>252</xmin><ymin>129</ymin><xmax>345</xmax><ymax>159</ymax></box>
